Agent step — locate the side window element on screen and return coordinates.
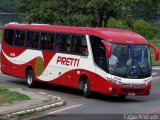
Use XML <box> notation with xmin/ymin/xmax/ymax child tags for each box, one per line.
<box><xmin>80</xmin><ymin>36</ymin><xmax>88</xmax><ymax>56</ymax></box>
<box><xmin>55</xmin><ymin>34</ymin><xmax>71</xmax><ymax>53</ymax></box>
<box><xmin>90</xmin><ymin>36</ymin><xmax>107</xmax><ymax>71</ymax></box>
<box><xmin>60</xmin><ymin>34</ymin><xmax>71</xmax><ymax>52</ymax></box>
<box><xmin>54</xmin><ymin>33</ymin><xmax>61</xmax><ymax>51</ymax></box>
<box><xmin>26</xmin><ymin>31</ymin><xmax>33</xmax><ymax>48</ymax></box>
<box><xmin>54</xmin><ymin>33</ymin><xmax>88</xmax><ymax>55</ymax></box>
<box><xmin>40</xmin><ymin>32</ymin><xmax>47</xmax><ymax>49</ymax></box>
<box><xmin>26</xmin><ymin>31</ymin><xmax>40</xmax><ymax>49</ymax></box>
<box><xmin>15</xmin><ymin>30</ymin><xmax>26</xmax><ymax>47</ymax></box>
<box><xmin>4</xmin><ymin>29</ymin><xmax>14</xmax><ymax>46</ymax></box>
<box><xmin>71</xmin><ymin>35</ymin><xmax>81</xmax><ymax>54</ymax></box>
<box><xmin>40</xmin><ymin>32</ymin><xmax>54</xmax><ymax>50</ymax></box>
<box><xmin>47</xmin><ymin>33</ymin><xmax>55</xmax><ymax>50</ymax></box>
<box><xmin>32</xmin><ymin>32</ymin><xmax>40</xmax><ymax>49</ymax></box>
<box><xmin>72</xmin><ymin>35</ymin><xmax>88</xmax><ymax>56</ymax></box>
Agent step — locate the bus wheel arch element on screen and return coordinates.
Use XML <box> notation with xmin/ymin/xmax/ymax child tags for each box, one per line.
<box><xmin>25</xmin><ymin>66</ymin><xmax>33</xmax><ymax>75</ymax></box>
<box><xmin>78</xmin><ymin>74</ymin><xmax>91</xmax><ymax>98</ymax></box>
<box><xmin>25</xmin><ymin>66</ymin><xmax>36</xmax><ymax>88</ymax></box>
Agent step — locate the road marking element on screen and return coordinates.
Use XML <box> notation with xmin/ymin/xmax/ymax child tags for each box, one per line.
<box><xmin>47</xmin><ymin>104</ymin><xmax>83</xmax><ymax>114</ymax></box>
<box><xmin>145</xmin><ymin>107</ymin><xmax>160</xmax><ymax>114</ymax></box>
<box><xmin>24</xmin><ymin>104</ymin><xmax>83</xmax><ymax>120</ymax></box>
<box><xmin>38</xmin><ymin>92</ymin><xmax>47</xmax><ymax>95</ymax></box>
<box><xmin>152</xmin><ymin>73</ymin><xmax>157</xmax><ymax>76</ymax></box>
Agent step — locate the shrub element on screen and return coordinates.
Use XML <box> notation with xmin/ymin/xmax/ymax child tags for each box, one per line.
<box><xmin>153</xmin><ymin>21</ymin><xmax>160</xmax><ymax>28</ymax></box>
<box><xmin>107</xmin><ymin>18</ymin><xmax>128</xmax><ymax>29</ymax></box>
<box><xmin>153</xmin><ymin>27</ymin><xmax>160</xmax><ymax>40</ymax></box>
<box><xmin>132</xmin><ymin>19</ymin><xmax>155</xmax><ymax>39</ymax></box>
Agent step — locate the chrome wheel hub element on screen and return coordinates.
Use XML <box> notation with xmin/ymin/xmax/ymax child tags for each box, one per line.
<box><xmin>27</xmin><ymin>74</ymin><xmax>33</xmax><ymax>85</ymax></box>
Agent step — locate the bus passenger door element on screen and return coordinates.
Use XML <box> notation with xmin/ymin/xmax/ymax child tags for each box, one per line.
<box><xmin>90</xmin><ymin>36</ymin><xmax>107</xmax><ymax>93</ymax></box>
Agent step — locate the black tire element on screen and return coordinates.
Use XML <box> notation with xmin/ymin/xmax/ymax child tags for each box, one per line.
<box><xmin>118</xmin><ymin>95</ymin><xmax>127</xmax><ymax>100</ymax></box>
<box><xmin>83</xmin><ymin>78</ymin><xmax>91</xmax><ymax>98</ymax></box>
<box><xmin>26</xmin><ymin>69</ymin><xmax>36</xmax><ymax>88</ymax></box>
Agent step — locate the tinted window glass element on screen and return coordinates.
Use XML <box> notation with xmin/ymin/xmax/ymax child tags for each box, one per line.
<box><xmin>80</xmin><ymin>36</ymin><xmax>88</xmax><ymax>56</ymax></box>
<box><xmin>47</xmin><ymin>33</ymin><xmax>55</xmax><ymax>50</ymax></box>
<box><xmin>72</xmin><ymin>35</ymin><xmax>88</xmax><ymax>55</ymax></box>
<box><xmin>32</xmin><ymin>32</ymin><xmax>39</xmax><ymax>49</ymax></box>
<box><xmin>26</xmin><ymin>31</ymin><xmax>33</xmax><ymax>48</ymax></box>
<box><xmin>54</xmin><ymin>34</ymin><xmax>61</xmax><ymax>51</ymax></box>
<box><xmin>4</xmin><ymin>29</ymin><xmax>14</xmax><ymax>45</ymax></box>
<box><xmin>90</xmin><ymin>36</ymin><xmax>107</xmax><ymax>71</ymax></box>
<box><xmin>55</xmin><ymin>34</ymin><xmax>71</xmax><ymax>53</ymax></box>
<box><xmin>15</xmin><ymin>30</ymin><xmax>26</xmax><ymax>47</ymax></box>
<box><xmin>71</xmin><ymin>35</ymin><xmax>81</xmax><ymax>54</ymax></box>
<box><xmin>60</xmin><ymin>34</ymin><xmax>71</xmax><ymax>52</ymax></box>
<box><xmin>40</xmin><ymin>32</ymin><xmax>54</xmax><ymax>50</ymax></box>
<box><xmin>26</xmin><ymin>31</ymin><xmax>40</xmax><ymax>49</ymax></box>
<box><xmin>54</xmin><ymin>34</ymin><xmax>88</xmax><ymax>55</ymax></box>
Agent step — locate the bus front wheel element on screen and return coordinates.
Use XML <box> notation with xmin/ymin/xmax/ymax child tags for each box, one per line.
<box><xmin>83</xmin><ymin>81</ymin><xmax>90</xmax><ymax>98</ymax></box>
<box><xmin>26</xmin><ymin>69</ymin><xmax>36</xmax><ymax>88</ymax></box>
<box><xmin>79</xmin><ymin>76</ymin><xmax>91</xmax><ymax>98</ymax></box>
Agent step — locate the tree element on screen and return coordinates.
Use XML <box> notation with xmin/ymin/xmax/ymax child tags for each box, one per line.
<box><xmin>0</xmin><ymin>0</ymin><xmax>16</xmax><ymax>12</ymax></box>
<box><xmin>128</xmin><ymin>0</ymin><xmax>160</xmax><ymax>21</ymax></box>
<box><xmin>14</xmin><ymin>0</ymin><xmax>130</xmax><ymax>27</ymax></box>
<box><xmin>14</xmin><ymin>0</ymin><xmax>160</xmax><ymax>27</ymax></box>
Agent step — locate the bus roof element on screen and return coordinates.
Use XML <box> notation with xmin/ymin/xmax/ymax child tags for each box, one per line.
<box><xmin>4</xmin><ymin>23</ymin><xmax>147</xmax><ymax>44</ymax></box>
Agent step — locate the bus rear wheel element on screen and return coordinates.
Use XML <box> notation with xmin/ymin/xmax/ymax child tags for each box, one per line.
<box><xmin>26</xmin><ymin>69</ymin><xmax>36</xmax><ymax>88</ymax></box>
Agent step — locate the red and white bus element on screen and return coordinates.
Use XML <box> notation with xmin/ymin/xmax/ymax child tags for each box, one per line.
<box><xmin>1</xmin><ymin>23</ymin><xmax>159</xmax><ymax>98</ymax></box>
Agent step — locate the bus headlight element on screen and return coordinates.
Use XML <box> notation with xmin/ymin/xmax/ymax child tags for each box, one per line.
<box><xmin>145</xmin><ymin>81</ymin><xmax>151</xmax><ymax>86</ymax></box>
<box><xmin>107</xmin><ymin>77</ymin><xmax>122</xmax><ymax>85</ymax></box>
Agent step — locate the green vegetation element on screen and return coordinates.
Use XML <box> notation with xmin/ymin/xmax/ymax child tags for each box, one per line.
<box><xmin>133</xmin><ymin>20</ymin><xmax>155</xmax><ymax>39</ymax></box>
<box><xmin>0</xmin><ymin>15</ymin><xmax>21</xmax><ymax>26</ymax></box>
<box><xmin>14</xmin><ymin>0</ymin><xmax>160</xmax><ymax>27</ymax></box>
<box><xmin>0</xmin><ymin>86</ymin><xmax>30</xmax><ymax>105</ymax></box>
<box><xmin>0</xmin><ymin>29</ymin><xmax>2</xmax><ymax>43</ymax></box>
<box><xmin>107</xmin><ymin>18</ymin><xmax>128</xmax><ymax>29</ymax></box>
<box><xmin>0</xmin><ymin>0</ymin><xmax>15</xmax><ymax>12</ymax></box>
<box><xmin>148</xmin><ymin>39</ymin><xmax>160</xmax><ymax>66</ymax></box>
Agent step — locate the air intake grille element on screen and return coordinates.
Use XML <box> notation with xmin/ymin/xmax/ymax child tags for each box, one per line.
<box><xmin>121</xmin><ymin>89</ymin><xmax>143</xmax><ymax>93</ymax></box>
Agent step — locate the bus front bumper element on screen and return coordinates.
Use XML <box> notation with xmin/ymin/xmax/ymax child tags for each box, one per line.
<box><xmin>106</xmin><ymin>83</ymin><xmax>151</xmax><ymax>96</ymax></box>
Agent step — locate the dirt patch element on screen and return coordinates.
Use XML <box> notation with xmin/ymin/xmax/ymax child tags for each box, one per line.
<box><xmin>0</xmin><ymin>95</ymin><xmax>6</xmax><ymax>105</ymax></box>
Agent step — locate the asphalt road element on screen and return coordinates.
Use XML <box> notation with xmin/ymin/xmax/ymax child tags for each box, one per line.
<box><xmin>0</xmin><ymin>70</ymin><xmax>160</xmax><ymax>120</ymax></box>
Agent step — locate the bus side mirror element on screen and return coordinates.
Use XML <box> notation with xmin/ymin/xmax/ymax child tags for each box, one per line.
<box><xmin>148</xmin><ymin>43</ymin><xmax>159</xmax><ymax>61</ymax></box>
<box><xmin>101</xmin><ymin>40</ymin><xmax>111</xmax><ymax>58</ymax></box>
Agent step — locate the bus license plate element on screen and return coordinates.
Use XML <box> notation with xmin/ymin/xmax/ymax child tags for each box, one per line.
<box><xmin>128</xmin><ymin>93</ymin><xmax>135</xmax><ymax>96</ymax></box>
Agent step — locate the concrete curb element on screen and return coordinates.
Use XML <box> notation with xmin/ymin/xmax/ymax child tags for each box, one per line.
<box><xmin>1</xmin><ymin>97</ymin><xmax>64</xmax><ymax>119</ymax></box>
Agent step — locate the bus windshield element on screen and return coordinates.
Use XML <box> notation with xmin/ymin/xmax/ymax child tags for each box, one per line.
<box><xmin>108</xmin><ymin>43</ymin><xmax>151</xmax><ymax>79</ymax></box>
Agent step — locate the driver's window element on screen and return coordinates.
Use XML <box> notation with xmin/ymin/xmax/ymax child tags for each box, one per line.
<box><xmin>90</xmin><ymin>36</ymin><xmax>107</xmax><ymax>71</ymax></box>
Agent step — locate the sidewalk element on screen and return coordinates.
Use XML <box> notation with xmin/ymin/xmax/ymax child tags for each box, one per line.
<box><xmin>0</xmin><ymin>87</ymin><xmax>64</xmax><ymax>119</ymax></box>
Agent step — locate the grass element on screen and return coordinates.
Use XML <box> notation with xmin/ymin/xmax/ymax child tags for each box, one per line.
<box><xmin>0</xmin><ymin>85</ymin><xmax>30</xmax><ymax>105</ymax></box>
<box><xmin>148</xmin><ymin>39</ymin><xmax>160</xmax><ymax>66</ymax></box>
